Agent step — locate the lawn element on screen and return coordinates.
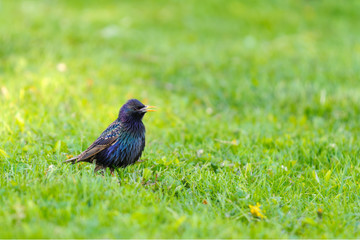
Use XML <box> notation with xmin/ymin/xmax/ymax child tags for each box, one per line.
<box><xmin>1</xmin><ymin>0</ymin><xmax>360</xmax><ymax>238</ymax></box>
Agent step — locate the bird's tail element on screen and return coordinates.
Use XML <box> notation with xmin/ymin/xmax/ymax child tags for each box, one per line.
<box><xmin>64</xmin><ymin>156</ymin><xmax>78</xmax><ymax>164</ymax></box>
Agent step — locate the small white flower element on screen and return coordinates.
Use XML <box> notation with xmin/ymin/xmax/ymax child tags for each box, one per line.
<box><xmin>56</xmin><ymin>63</ymin><xmax>67</xmax><ymax>72</ymax></box>
<box><xmin>197</xmin><ymin>149</ymin><xmax>204</xmax><ymax>157</ymax></box>
<box><xmin>46</xmin><ymin>164</ymin><xmax>56</xmax><ymax>174</ymax></box>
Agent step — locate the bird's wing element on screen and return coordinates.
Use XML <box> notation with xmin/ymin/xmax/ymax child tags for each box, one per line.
<box><xmin>75</xmin><ymin>121</ymin><xmax>122</xmax><ymax>163</ymax></box>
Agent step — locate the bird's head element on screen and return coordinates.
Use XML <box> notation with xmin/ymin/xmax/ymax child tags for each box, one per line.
<box><xmin>119</xmin><ymin>99</ymin><xmax>156</xmax><ymax>122</ymax></box>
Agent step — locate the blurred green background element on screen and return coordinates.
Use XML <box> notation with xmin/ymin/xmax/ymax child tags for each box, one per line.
<box><xmin>1</xmin><ymin>0</ymin><xmax>360</xmax><ymax>238</ymax></box>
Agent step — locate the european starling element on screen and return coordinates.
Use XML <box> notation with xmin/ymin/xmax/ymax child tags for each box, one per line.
<box><xmin>64</xmin><ymin>99</ymin><xmax>155</xmax><ymax>174</ymax></box>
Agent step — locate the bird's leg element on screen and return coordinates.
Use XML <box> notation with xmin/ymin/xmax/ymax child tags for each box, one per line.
<box><xmin>94</xmin><ymin>164</ymin><xmax>106</xmax><ymax>176</ymax></box>
<box><xmin>109</xmin><ymin>167</ymin><xmax>115</xmax><ymax>176</ymax></box>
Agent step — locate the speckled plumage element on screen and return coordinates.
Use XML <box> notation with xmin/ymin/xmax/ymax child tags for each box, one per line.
<box><xmin>65</xmin><ymin>99</ymin><xmax>154</xmax><ymax>174</ymax></box>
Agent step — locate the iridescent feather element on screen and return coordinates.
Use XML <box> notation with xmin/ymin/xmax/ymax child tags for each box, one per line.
<box><xmin>64</xmin><ymin>99</ymin><xmax>153</xmax><ymax>174</ymax></box>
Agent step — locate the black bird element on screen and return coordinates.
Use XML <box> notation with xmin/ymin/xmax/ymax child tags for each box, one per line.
<box><xmin>64</xmin><ymin>99</ymin><xmax>155</xmax><ymax>174</ymax></box>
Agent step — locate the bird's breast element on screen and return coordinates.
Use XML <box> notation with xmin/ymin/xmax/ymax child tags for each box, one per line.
<box><xmin>104</xmin><ymin>131</ymin><xmax>145</xmax><ymax>167</ymax></box>
<box><xmin>96</xmin><ymin>121</ymin><xmax>146</xmax><ymax>168</ymax></box>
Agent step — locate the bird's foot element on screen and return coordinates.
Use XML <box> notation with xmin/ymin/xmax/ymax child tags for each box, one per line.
<box><xmin>109</xmin><ymin>167</ymin><xmax>115</xmax><ymax>176</ymax></box>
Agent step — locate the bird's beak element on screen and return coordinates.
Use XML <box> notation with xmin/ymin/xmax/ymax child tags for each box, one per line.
<box><xmin>141</xmin><ymin>105</ymin><xmax>156</xmax><ymax>112</ymax></box>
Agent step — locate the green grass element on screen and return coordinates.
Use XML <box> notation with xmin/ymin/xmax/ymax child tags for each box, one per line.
<box><xmin>1</xmin><ymin>0</ymin><xmax>360</xmax><ymax>238</ymax></box>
